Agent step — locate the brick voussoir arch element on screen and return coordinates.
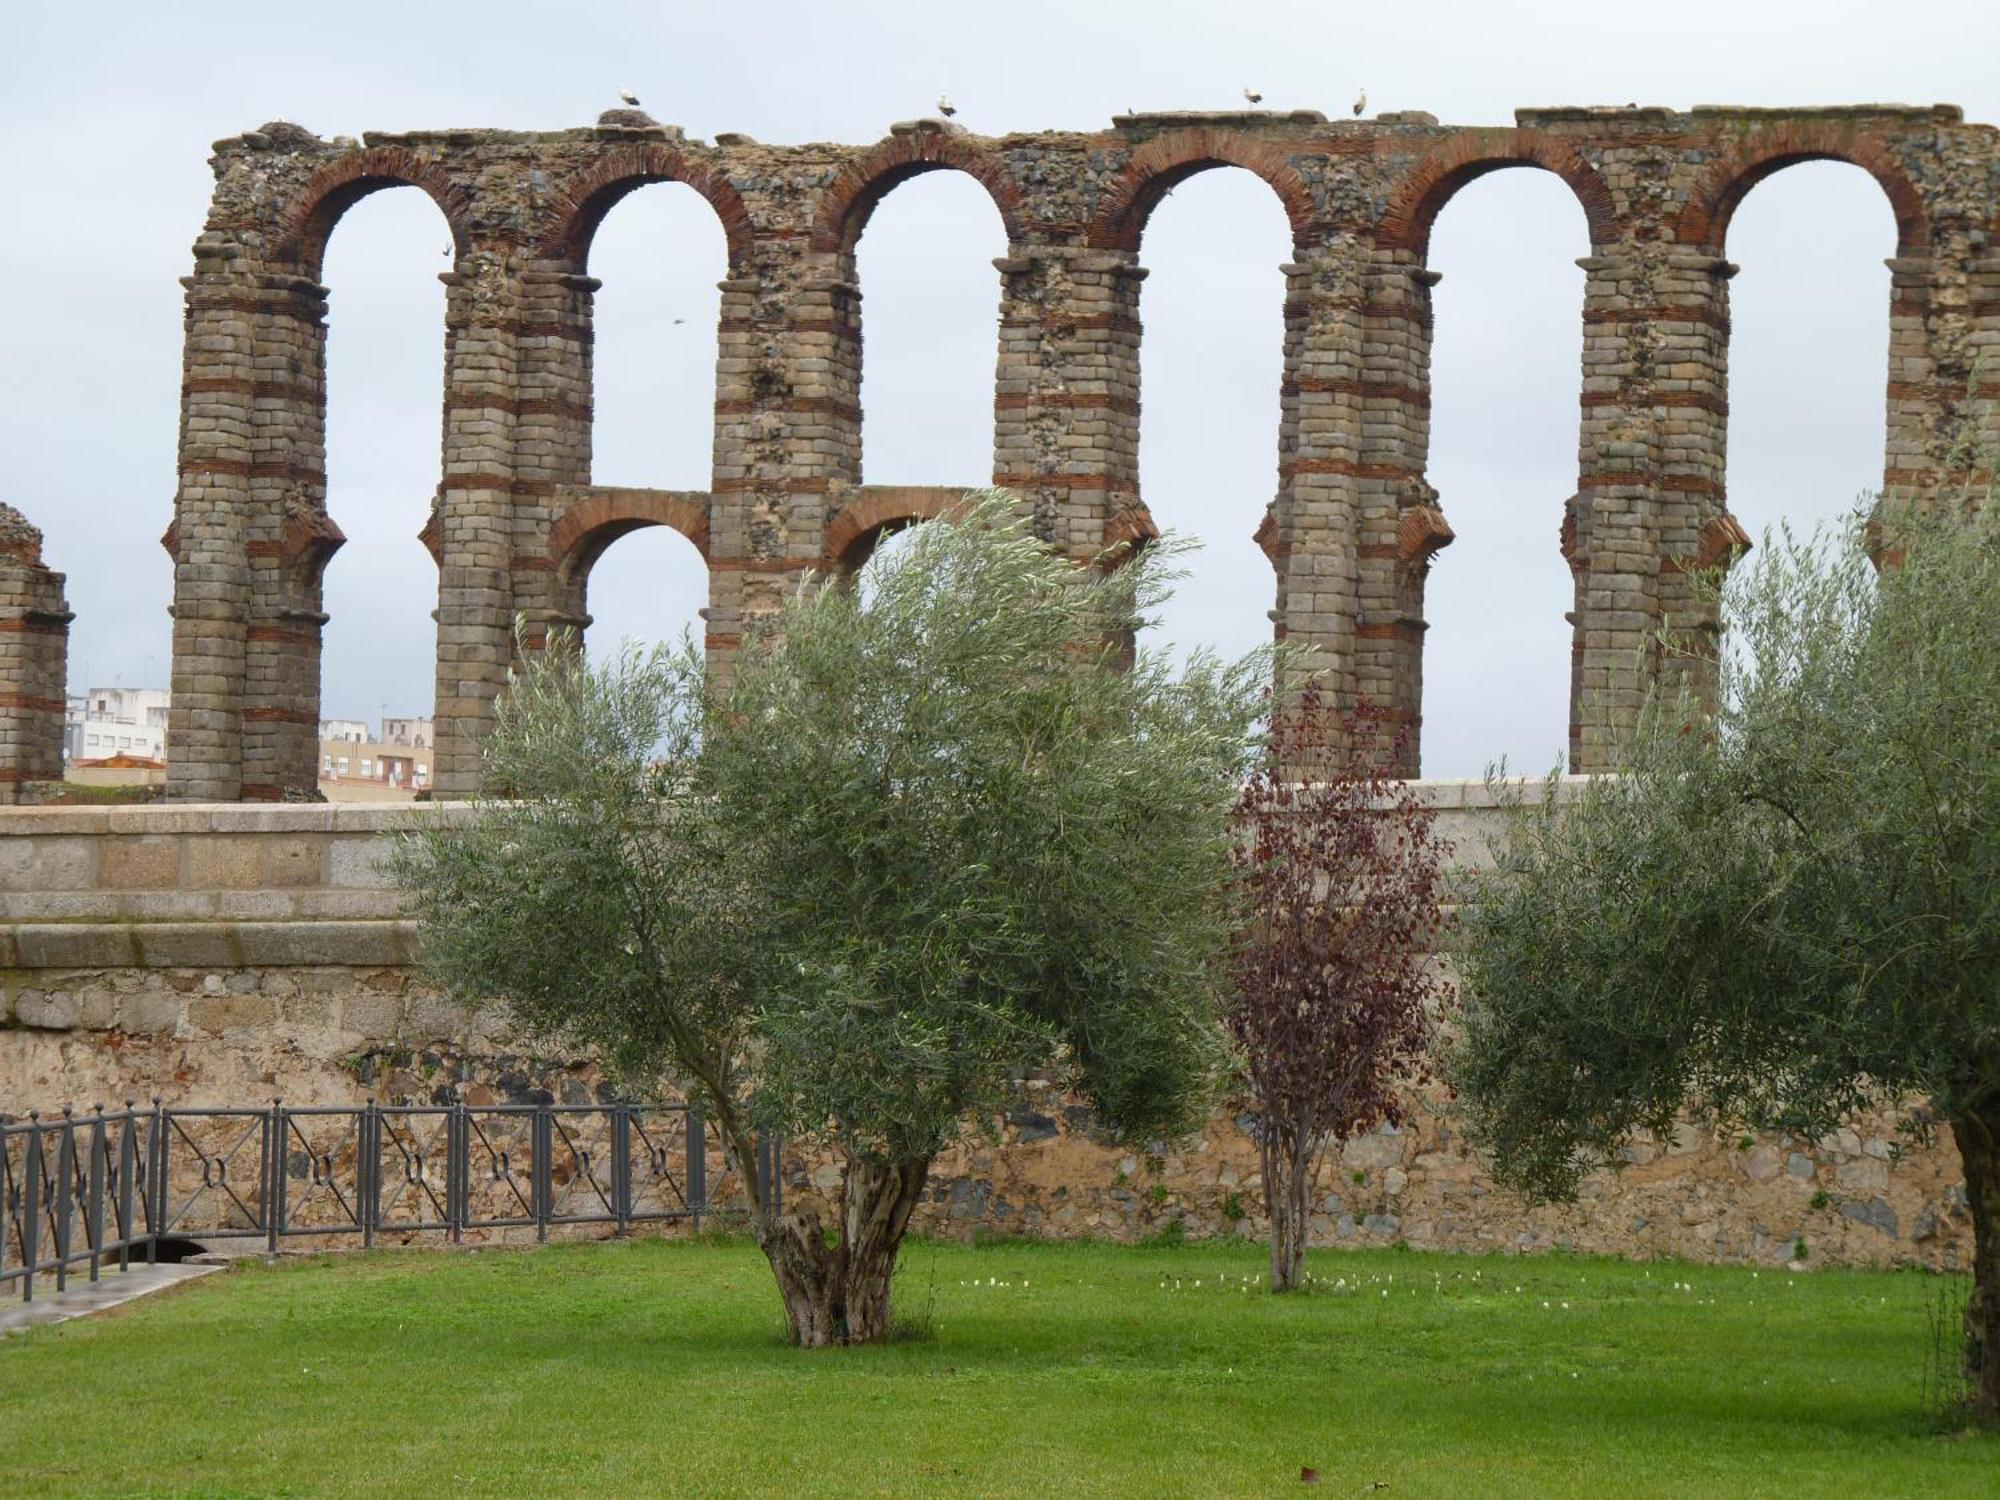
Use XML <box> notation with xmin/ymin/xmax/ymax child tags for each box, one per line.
<box><xmin>822</xmin><ymin>486</ymin><xmax>976</xmax><ymax>570</ymax></box>
<box><xmin>1089</xmin><ymin>128</ymin><xmax>1319</xmax><ymax>253</ymax></box>
<box><xmin>810</xmin><ymin>135</ymin><xmax>1026</xmax><ymax>254</ymax></box>
<box><xmin>277</xmin><ymin>148</ymin><xmax>476</xmax><ymax>272</ymax></box>
<box><xmin>1675</xmin><ymin>125</ymin><xmax>1930</xmax><ymax>253</ymax></box>
<box><xmin>543</xmin><ymin>144</ymin><xmax>755</xmax><ymax>270</ymax></box>
<box><xmin>549</xmin><ymin>489</ymin><xmax>712</xmax><ymax>586</ymax></box>
<box><xmin>1377</xmin><ymin>130</ymin><xmax>1616</xmax><ymax>254</ymax></box>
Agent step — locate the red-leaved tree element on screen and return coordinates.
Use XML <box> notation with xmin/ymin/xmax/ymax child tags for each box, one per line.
<box><xmin>1228</xmin><ymin>684</ymin><xmax>1453</xmax><ymax>1291</ymax></box>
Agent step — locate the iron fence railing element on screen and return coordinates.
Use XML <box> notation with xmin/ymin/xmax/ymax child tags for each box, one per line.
<box><xmin>1</xmin><ymin>1100</ymin><xmax>762</xmax><ymax>1304</ymax></box>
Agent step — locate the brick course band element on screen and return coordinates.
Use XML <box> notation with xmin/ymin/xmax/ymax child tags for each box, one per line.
<box><xmin>159</xmin><ymin>103</ymin><xmax>2000</xmax><ymax>801</ymax></box>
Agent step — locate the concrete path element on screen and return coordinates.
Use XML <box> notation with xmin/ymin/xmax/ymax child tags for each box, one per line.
<box><xmin>0</xmin><ymin>1261</ymin><xmax>223</xmax><ymax>1336</ymax></box>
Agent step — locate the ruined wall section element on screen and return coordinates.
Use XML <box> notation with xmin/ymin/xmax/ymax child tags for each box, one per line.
<box><xmin>165</xmin><ymin>106</ymin><xmax>2000</xmax><ymax>799</ymax></box>
<box><xmin>0</xmin><ymin>507</ymin><xmax>71</xmax><ymax>802</ymax></box>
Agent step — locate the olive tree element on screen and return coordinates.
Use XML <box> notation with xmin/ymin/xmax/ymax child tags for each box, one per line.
<box><xmin>395</xmin><ymin>493</ymin><xmax>1270</xmax><ymax>1346</ymax></box>
<box><xmin>1452</xmin><ymin>508</ymin><xmax>2000</xmax><ymax>1421</ymax></box>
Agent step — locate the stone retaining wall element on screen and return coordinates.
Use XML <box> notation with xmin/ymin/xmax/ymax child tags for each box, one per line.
<box><xmin>0</xmin><ymin>791</ymin><xmax>1971</xmax><ymax>1269</ymax></box>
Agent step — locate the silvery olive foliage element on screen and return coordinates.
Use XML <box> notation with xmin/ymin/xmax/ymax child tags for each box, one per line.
<box><xmin>1452</xmin><ymin>505</ymin><xmax>2000</xmax><ymax>1418</ymax></box>
<box><xmin>394</xmin><ymin>492</ymin><xmax>1273</xmax><ymax>1341</ymax></box>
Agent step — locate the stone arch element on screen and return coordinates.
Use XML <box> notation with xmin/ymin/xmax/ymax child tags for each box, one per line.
<box><xmin>810</xmin><ymin>133</ymin><xmax>1027</xmax><ymax>255</ymax></box>
<box><xmin>547</xmin><ymin>487</ymin><xmax>710</xmax><ymax>638</ymax></box>
<box><xmin>551</xmin><ymin>488</ymin><xmax>710</xmax><ymax>584</ymax></box>
<box><xmin>543</xmin><ymin>145</ymin><xmax>755</xmax><ymax>270</ymax></box>
<box><xmin>277</xmin><ymin>148</ymin><xmax>474</xmax><ymax>273</ymax></box>
<box><xmin>822</xmin><ymin>486</ymin><xmax>971</xmax><ymax>572</ymax></box>
<box><xmin>1676</xmin><ymin>128</ymin><xmax>1929</xmax><ymax>254</ymax></box>
<box><xmin>1089</xmin><ymin>129</ymin><xmax>1318</xmax><ymax>254</ymax></box>
<box><xmin>1376</xmin><ymin>132</ymin><xmax>1616</xmax><ymax>255</ymax></box>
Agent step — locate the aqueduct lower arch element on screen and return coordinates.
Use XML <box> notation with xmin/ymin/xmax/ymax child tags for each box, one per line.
<box><xmin>161</xmin><ymin>104</ymin><xmax>2000</xmax><ymax>800</ymax></box>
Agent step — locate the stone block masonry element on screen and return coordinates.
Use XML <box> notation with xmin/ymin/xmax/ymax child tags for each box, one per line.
<box><xmin>0</xmin><ymin>791</ymin><xmax>1972</xmax><ymax>1271</ymax></box>
<box><xmin>163</xmin><ymin>104</ymin><xmax>2000</xmax><ymax>800</ymax></box>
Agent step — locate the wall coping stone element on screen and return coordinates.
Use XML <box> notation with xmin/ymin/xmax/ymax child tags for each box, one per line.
<box><xmin>0</xmin><ymin>777</ymin><xmax>1592</xmax><ymax>835</ymax></box>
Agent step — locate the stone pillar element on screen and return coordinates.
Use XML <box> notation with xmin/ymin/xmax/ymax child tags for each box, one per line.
<box><xmin>0</xmin><ymin>506</ymin><xmax>71</xmax><ymax>802</ymax></box>
<box><xmin>1280</xmin><ymin>240</ymin><xmax>1446</xmax><ymax>770</ymax></box>
<box><xmin>1972</xmin><ymin>253</ymin><xmax>2000</xmax><ymax>484</ymax></box>
<box><xmin>430</xmin><ymin>253</ymin><xmax>526</xmax><ymax>799</ymax></box>
<box><xmin>167</xmin><ymin>255</ymin><xmax>273</xmax><ymax>801</ymax></box>
<box><xmin>1885</xmin><ymin>246</ymin><xmax>2000</xmax><ymax>508</ymax></box>
<box><xmin>992</xmin><ymin>242</ymin><xmax>1145</xmax><ymax>559</ymax></box>
<box><xmin>709</xmin><ymin>222</ymin><xmax>857</xmax><ymax>665</ymax></box>
<box><xmin>244</xmin><ymin>274</ymin><xmax>341</xmax><ymax>802</ymax></box>
<box><xmin>507</xmin><ymin>262</ymin><xmax>598</xmax><ymax>665</ymax></box>
<box><xmin>1570</xmin><ymin>244</ymin><xmax>1736</xmax><ymax>769</ymax></box>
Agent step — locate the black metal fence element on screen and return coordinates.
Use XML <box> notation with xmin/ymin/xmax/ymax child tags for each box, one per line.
<box><xmin>2</xmin><ymin>1100</ymin><xmax>761</xmax><ymax>1304</ymax></box>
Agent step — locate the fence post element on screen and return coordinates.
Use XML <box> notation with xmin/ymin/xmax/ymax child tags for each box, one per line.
<box><xmin>86</xmin><ymin>1106</ymin><xmax>106</xmax><ymax>1284</ymax></box>
<box><xmin>611</xmin><ymin>1104</ymin><xmax>631</xmax><ymax>1238</ymax></box>
<box><xmin>533</xmin><ymin>1103</ymin><xmax>552</xmax><ymax>1242</ymax></box>
<box><xmin>53</xmin><ymin>1109</ymin><xmax>75</xmax><ymax>1294</ymax></box>
<box><xmin>147</xmin><ymin>1098</ymin><xmax>168</xmax><ymax>1265</ymax></box>
<box><xmin>1</xmin><ymin>1123</ymin><xmax>13</xmax><ymax>1291</ymax></box>
<box><xmin>117</xmin><ymin>1101</ymin><xmax>138</xmax><ymax>1273</ymax></box>
<box><xmin>361</xmin><ymin>1100</ymin><xmax>378</xmax><ymax>1251</ymax></box>
<box><xmin>448</xmin><ymin>1102</ymin><xmax>465</xmax><ymax>1247</ymax></box>
<box><xmin>22</xmin><ymin>1113</ymin><xmax>42</xmax><ymax>1303</ymax></box>
<box><xmin>687</xmin><ymin>1106</ymin><xmax>705</xmax><ymax>1235</ymax></box>
<box><xmin>267</xmin><ymin>1099</ymin><xmax>285</xmax><ymax>1255</ymax></box>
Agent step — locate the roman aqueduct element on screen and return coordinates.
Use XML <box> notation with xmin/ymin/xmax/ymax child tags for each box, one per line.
<box><xmin>3</xmin><ymin>102</ymin><xmax>1997</xmax><ymax>802</ymax></box>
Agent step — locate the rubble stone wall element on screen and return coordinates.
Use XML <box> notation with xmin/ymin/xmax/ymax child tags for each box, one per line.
<box><xmin>164</xmin><ymin>104</ymin><xmax>2000</xmax><ymax>800</ymax></box>
<box><xmin>0</xmin><ymin>793</ymin><xmax>1970</xmax><ymax>1270</ymax></box>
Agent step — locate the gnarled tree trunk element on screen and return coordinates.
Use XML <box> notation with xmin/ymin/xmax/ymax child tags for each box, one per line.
<box><xmin>1955</xmin><ymin>1105</ymin><xmax>1999</xmax><ymax>1424</ymax></box>
<box><xmin>752</xmin><ymin>1155</ymin><xmax>931</xmax><ymax>1346</ymax></box>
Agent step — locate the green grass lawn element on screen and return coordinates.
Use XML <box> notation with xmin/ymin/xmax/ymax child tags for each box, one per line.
<box><xmin>0</xmin><ymin>1236</ymin><xmax>1987</xmax><ymax>1498</ymax></box>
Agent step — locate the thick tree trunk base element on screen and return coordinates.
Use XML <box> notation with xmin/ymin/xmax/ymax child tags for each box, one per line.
<box><xmin>756</xmin><ymin>1156</ymin><xmax>930</xmax><ymax>1346</ymax></box>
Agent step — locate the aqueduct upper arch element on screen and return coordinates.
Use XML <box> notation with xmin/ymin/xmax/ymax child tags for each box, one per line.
<box><xmin>160</xmin><ymin>104</ymin><xmax>2000</xmax><ymax>800</ymax></box>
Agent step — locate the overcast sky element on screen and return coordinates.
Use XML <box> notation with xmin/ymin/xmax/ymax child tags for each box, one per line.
<box><xmin>3</xmin><ymin>0</ymin><xmax>1994</xmax><ymax>775</ymax></box>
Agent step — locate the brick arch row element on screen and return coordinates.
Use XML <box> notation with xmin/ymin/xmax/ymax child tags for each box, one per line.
<box><xmin>256</xmin><ymin>127</ymin><xmax>1931</xmax><ymax>774</ymax></box>
<box><xmin>166</xmin><ymin>111</ymin><xmax>1994</xmax><ymax>803</ymax></box>
<box><xmin>263</xmin><ymin>126</ymin><xmax>1941</xmax><ymax>323</ymax></box>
